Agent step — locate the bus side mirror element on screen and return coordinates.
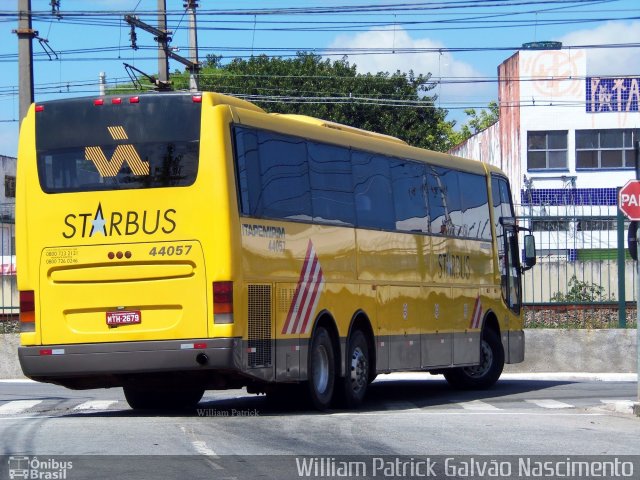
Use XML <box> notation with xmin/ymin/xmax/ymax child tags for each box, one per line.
<box><xmin>629</xmin><ymin>221</ymin><xmax>638</xmax><ymax>261</ymax></box>
<box><xmin>522</xmin><ymin>234</ymin><xmax>536</xmax><ymax>271</ymax></box>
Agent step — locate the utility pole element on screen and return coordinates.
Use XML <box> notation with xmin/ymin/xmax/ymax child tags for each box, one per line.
<box><xmin>14</xmin><ymin>0</ymin><xmax>36</xmax><ymax>126</ymax></box>
<box><xmin>125</xmin><ymin>2</ymin><xmax>198</xmax><ymax>91</ymax></box>
<box><xmin>157</xmin><ymin>0</ymin><xmax>169</xmax><ymax>86</ymax></box>
<box><xmin>185</xmin><ymin>1</ymin><xmax>200</xmax><ymax>91</ymax></box>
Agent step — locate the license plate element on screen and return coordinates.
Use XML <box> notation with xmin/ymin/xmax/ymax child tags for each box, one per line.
<box><xmin>106</xmin><ymin>310</ymin><xmax>141</xmax><ymax>326</ymax></box>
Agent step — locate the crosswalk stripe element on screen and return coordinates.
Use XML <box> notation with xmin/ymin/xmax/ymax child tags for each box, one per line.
<box><xmin>457</xmin><ymin>400</ymin><xmax>502</xmax><ymax>411</ymax></box>
<box><xmin>73</xmin><ymin>400</ymin><xmax>119</xmax><ymax>411</ymax></box>
<box><xmin>600</xmin><ymin>399</ymin><xmax>635</xmax><ymax>414</ymax></box>
<box><xmin>525</xmin><ymin>399</ymin><xmax>574</xmax><ymax>409</ymax></box>
<box><xmin>0</xmin><ymin>400</ymin><xmax>43</xmax><ymax>415</ymax></box>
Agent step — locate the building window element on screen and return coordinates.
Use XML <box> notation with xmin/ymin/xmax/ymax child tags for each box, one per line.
<box><xmin>4</xmin><ymin>176</ymin><xmax>15</xmax><ymax>198</ymax></box>
<box><xmin>527</xmin><ymin>131</ymin><xmax>568</xmax><ymax>170</ymax></box>
<box><xmin>576</xmin><ymin>129</ymin><xmax>639</xmax><ymax>169</ymax></box>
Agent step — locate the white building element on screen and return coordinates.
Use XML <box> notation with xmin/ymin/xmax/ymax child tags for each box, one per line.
<box><xmin>450</xmin><ymin>48</ymin><xmax>640</xmax><ymax>261</ymax></box>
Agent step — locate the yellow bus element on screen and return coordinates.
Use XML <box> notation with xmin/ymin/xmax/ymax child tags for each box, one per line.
<box><xmin>17</xmin><ymin>92</ymin><xmax>535</xmax><ymax>410</ymax></box>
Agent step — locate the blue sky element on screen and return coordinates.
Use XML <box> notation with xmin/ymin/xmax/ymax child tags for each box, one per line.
<box><xmin>1</xmin><ymin>0</ymin><xmax>639</xmax><ymax>156</ymax></box>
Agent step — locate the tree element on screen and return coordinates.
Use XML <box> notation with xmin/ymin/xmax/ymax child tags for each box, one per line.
<box><xmin>451</xmin><ymin>101</ymin><xmax>499</xmax><ymax>146</ymax></box>
<box><xmin>125</xmin><ymin>52</ymin><xmax>458</xmax><ymax>152</ymax></box>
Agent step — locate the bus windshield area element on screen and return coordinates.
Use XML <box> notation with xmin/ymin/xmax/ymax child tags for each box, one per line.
<box><xmin>38</xmin><ymin>141</ymin><xmax>199</xmax><ymax>193</ymax></box>
<box><xmin>34</xmin><ymin>93</ymin><xmax>201</xmax><ymax>193</ymax></box>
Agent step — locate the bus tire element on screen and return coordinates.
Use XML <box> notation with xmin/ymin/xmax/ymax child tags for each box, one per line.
<box><xmin>443</xmin><ymin>328</ymin><xmax>504</xmax><ymax>390</ymax></box>
<box><xmin>341</xmin><ymin>330</ymin><xmax>370</xmax><ymax>409</ymax></box>
<box><xmin>307</xmin><ymin>326</ymin><xmax>336</xmax><ymax>410</ymax></box>
<box><xmin>123</xmin><ymin>385</ymin><xmax>205</xmax><ymax>410</ymax></box>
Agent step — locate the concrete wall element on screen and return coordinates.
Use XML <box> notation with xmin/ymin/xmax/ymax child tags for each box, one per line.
<box><xmin>504</xmin><ymin>329</ymin><xmax>637</xmax><ymax>373</ymax></box>
<box><xmin>0</xmin><ymin>330</ymin><xmax>637</xmax><ymax>379</ymax></box>
<box><xmin>0</xmin><ymin>334</ymin><xmax>22</xmax><ymax>379</ymax></box>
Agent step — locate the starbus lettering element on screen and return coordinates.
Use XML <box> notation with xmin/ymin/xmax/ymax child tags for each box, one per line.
<box><xmin>63</xmin><ymin>203</ymin><xmax>176</xmax><ymax>238</ymax></box>
<box><xmin>438</xmin><ymin>253</ymin><xmax>471</xmax><ymax>279</ymax></box>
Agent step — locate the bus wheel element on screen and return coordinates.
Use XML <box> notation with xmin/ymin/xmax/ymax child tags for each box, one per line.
<box><xmin>341</xmin><ymin>330</ymin><xmax>370</xmax><ymax>409</ymax></box>
<box><xmin>444</xmin><ymin>328</ymin><xmax>504</xmax><ymax>390</ymax></box>
<box><xmin>307</xmin><ymin>326</ymin><xmax>336</xmax><ymax>410</ymax></box>
<box><xmin>123</xmin><ymin>386</ymin><xmax>205</xmax><ymax>410</ymax></box>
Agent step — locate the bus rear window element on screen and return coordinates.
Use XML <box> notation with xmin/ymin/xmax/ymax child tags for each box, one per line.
<box><xmin>35</xmin><ymin>94</ymin><xmax>201</xmax><ymax>193</ymax></box>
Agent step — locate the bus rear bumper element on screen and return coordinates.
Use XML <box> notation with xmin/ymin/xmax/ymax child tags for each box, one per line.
<box><xmin>18</xmin><ymin>338</ymin><xmax>243</xmax><ymax>387</ymax></box>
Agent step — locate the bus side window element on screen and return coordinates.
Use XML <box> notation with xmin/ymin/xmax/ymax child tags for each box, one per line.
<box><xmin>352</xmin><ymin>151</ymin><xmax>395</xmax><ymax>231</ymax></box>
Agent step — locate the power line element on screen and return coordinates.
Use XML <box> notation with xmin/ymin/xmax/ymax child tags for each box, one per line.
<box><xmin>1</xmin><ymin>41</ymin><xmax>639</xmax><ymax>63</ymax></box>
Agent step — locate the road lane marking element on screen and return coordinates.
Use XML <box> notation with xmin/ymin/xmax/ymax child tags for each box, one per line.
<box><xmin>0</xmin><ymin>400</ymin><xmax>43</xmax><ymax>415</ymax></box>
<box><xmin>525</xmin><ymin>399</ymin><xmax>574</xmax><ymax>409</ymax></box>
<box><xmin>73</xmin><ymin>400</ymin><xmax>119</xmax><ymax>411</ymax></box>
<box><xmin>457</xmin><ymin>400</ymin><xmax>501</xmax><ymax>411</ymax></box>
<box><xmin>192</xmin><ymin>440</ymin><xmax>218</xmax><ymax>456</ymax></box>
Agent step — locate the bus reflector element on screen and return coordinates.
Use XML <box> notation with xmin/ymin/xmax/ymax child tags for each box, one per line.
<box><xmin>19</xmin><ymin>290</ymin><xmax>35</xmax><ymax>332</ymax></box>
<box><xmin>39</xmin><ymin>349</ymin><xmax>65</xmax><ymax>356</ymax></box>
<box><xmin>35</xmin><ymin>105</ymin><xmax>44</xmax><ymax>112</ymax></box>
<box><xmin>213</xmin><ymin>281</ymin><xmax>233</xmax><ymax>323</ymax></box>
<box><xmin>129</xmin><ymin>96</ymin><xmax>140</xmax><ymax>104</ymax></box>
<box><xmin>111</xmin><ymin>97</ymin><xmax>122</xmax><ymax>105</ymax></box>
<box><xmin>192</xmin><ymin>95</ymin><xmax>202</xmax><ymax>103</ymax></box>
<box><xmin>94</xmin><ymin>98</ymin><xmax>104</xmax><ymax>106</ymax></box>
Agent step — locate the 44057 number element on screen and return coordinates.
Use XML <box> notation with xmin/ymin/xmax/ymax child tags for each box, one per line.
<box><xmin>148</xmin><ymin>245</ymin><xmax>192</xmax><ymax>257</ymax></box>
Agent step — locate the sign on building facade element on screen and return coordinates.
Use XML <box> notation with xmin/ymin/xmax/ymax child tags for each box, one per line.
<box><xmin>587</xmin><ymin>77</ymin><xmax>640</xmax><ymax>113</ymax></box>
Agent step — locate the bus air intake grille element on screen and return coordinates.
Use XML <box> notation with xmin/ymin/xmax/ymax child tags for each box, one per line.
<box><xmin>248</xmin><ymin>284</ymin><xmax>272</xmax><ymax>368</ymax></box>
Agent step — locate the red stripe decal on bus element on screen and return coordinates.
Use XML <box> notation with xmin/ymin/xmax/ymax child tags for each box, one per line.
<box><xmin>470</xmin><ymin>296</ymin><xmax>483</xmax><ymax>329</ymax></box>
<box><xmin>282</xmin><ymin>240</ymin><xmax>325</xmax><ymax>335</ymax></box>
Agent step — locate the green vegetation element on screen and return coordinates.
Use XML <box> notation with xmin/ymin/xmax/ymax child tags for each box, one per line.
<box><xmin>111</xmin><ymin>52</ymin><xmax>470</xmax><ymax>152</ymax></box>
<box><xmin>550</xmin><ymin>275</ymin><xmax>613</xmax><ymax>303</ymax></box>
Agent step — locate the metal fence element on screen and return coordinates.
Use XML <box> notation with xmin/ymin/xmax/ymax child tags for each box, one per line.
<box><xmin>517</xmin><ymin>203</ymin><xmax>637</xmax><ymax>329</ymax></box>
<box><xmin>0</xmin><ymin>203</ymin><xmax>16</xmax><ymax>330</ymax></box>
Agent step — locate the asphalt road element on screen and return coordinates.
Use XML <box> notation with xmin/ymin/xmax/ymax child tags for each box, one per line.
<box><xmin>0</xmin><ymin>373</ymin><xmax>638</xmax><ymax>479</ymax></box>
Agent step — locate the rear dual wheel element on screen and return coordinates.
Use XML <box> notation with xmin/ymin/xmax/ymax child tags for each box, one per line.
<box><xmin>341</xmin><ymin>330</ymin><xmax>370</xmax><ymax>409</ymax></box>
<box><xmin>307</xmin><ymin>327</ymin><xmax>371</xmax><ymax>410</ymax></box>
<box><xmin>307</xmin><ymin>327</ymin><xmax>336</xmax><ymax>410</ymax></box>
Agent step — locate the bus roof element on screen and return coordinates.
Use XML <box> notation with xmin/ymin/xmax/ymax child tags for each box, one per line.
<box><xmin>271</xmin><ymin>114</ymin><xmax>408</xmax><ymax>146</ymax></box>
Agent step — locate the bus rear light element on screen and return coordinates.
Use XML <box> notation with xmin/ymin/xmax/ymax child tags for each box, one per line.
<box><xmin>111</xmin><ymin>97</ymin><xmax>122</xmax><ymax>105</ymax></box>
<box><xmin>213</xmin><ymin>281</ymin><xmax>233</xmax><ymax>324</ymax></box>
<box><xmin>129</xmin><ymin>96</ymin><xmax>140</xmax><ymax>104</ymax></box>
<box><xmin>35</xmin><ymin>105</ymin><xmax>44</xmax><ymax>113</ymax></box>
<box><xmin>93</xmin><ymin>98</ymin><xmax>104</xmax><ymax>106</ymax></box>
<box><xmin>19</xmin><ymin>290</ymin><xmax>35</xmax><ymax>332</ymax></box>
<box><xmin>192</xmin><ymin>95</ymin><xmax>202</xmax><ymax>103</ymax></box>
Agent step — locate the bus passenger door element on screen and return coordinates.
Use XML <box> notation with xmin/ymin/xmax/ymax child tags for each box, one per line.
<box><xmin>500</xmin><ymin>224</ymin><xmax>522</xmax><ymax>314</ymax></box>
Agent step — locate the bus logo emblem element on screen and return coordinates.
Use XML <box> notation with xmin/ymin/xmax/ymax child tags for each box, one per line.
<box><xmin>85</xmin><ymin>126</ymin><xmax>150</xmax><ymax>177</ymax></box>
<box><xmin>282</xmin><ymin>240</ymin><xmax>325</xmax><ymax>335</ymax></box>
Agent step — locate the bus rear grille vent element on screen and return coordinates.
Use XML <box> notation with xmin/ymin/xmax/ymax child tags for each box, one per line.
<box><xmin>248</xmin><ymin>284</ymin><xmax>272</xmax><ymax>368</ymax></box>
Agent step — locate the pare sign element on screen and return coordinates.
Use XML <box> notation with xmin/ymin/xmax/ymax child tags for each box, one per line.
<box><xmin>619</xmin><ymin>180</ymin><xmax>640</xmax><ymax>220</ymax></box>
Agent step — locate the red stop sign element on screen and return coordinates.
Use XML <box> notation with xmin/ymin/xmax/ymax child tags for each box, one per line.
<box><xmin>619</xmin><ymin>180</ymin><xmax>640</xmax><ymax>220</ymax></box>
